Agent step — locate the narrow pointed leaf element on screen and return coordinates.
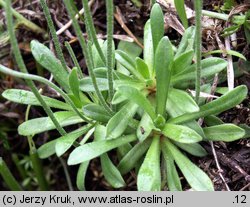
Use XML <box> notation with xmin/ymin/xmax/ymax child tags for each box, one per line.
<box><xmin>83</xmin><ymin>104</ymin><xmax>111</xmax><ymax>123</ymax></box>
<box><xmin>162</xmin><ymin>124</ymin><xmax>202</xmax><ymax>143</ymax></box>
<box><xmin>80</xmin><ymin>77</ymin><xmax>108</xmax><ymax>92</ymax></box>
<box><xmin>101</xmin><ymin>154</ymin><xmax>126</xmax><ymax>188</ymax></box>
<box><xmin>173</xmin><ymin>142</ymin><xmax>207</xmax><ymax>157</ymax></box>
<box><xmin>115</xmin><ymin>50</ymin><xmax>143</xmax><ymax>80</ymax></box>
<box><xmin>150</xmin><ymin>3</ymin><xmax>164</xmax><ymax>52</ymax></box>
<box><xmin>106</xmin><ymin>102</ymin><xmax>138</xmax><ymax>139</ymax></box>
<box><xmin>172</xmin><ymin>58</ymin><xmax>227</xmax><ymax>88</ymax></box>
<box><xmin>137</xmin><ymin>136</ymin><xmax>161</xmax><ymax>191</ymax></box>
<box><xmin>162</xmin><ymin>146</ymin><xmax>182</xmax><ymax>191</ymax></box>
<box><xmin>18</xmin><ymin>111</ymin><xmax>84</xmax><ymax>136</ymax></box>
<box><xmin>2</xmin><ymin>89</ymin><xmax>71</xmax><ymax>111</ymax></box>
<box><xmin>203</xmin><ymin>124</ymin><xmax>245</xmax><ymax>142</ymax></box>
<box><xmin>155</xmin><ymin>37</ymin><xmax>174</xmax><ymax>116</ymax></box>
<box><xmin>117</xmin><ymin>40</ymin><xmax>142</xmax><ymax>75</ymax></box>
<box><xmin>204</xmin><ymin>115</ymin><xmax>224</xmax><ymax>126</ymax></box>
<box><xmin>135</xmin><ymin>57</ymin><xmax>150</xmax><ymax>79</ymax></box>
<box><xmin>175</xmin><ymin>26</ymin><xmax>195</xmax><ymax>58</ymax></box>
<box><xmin>31</xmin><ymin>40</ymin><xmax>69</xmax><ymax>91</ymax></box>
<box><xmin>95</xmin><ymin>125</ymin><xmax>126</xmax><ymax>188</ymax></box>
<box><xmin>67</xmin><ymin>134</ymin><xmax>137</xmax><ymax>165</ymax></box>
<box><xmin>69</xmin><ymin>68</ymin><xmax>80</xmax><ymax>100</ymax></box>
<box><xmin>37</xmin><ymin>140</ymin><xmax>57</xmax><ymax>159</ymax></box>
<box><xmin>118</xmin><ymin>86</ymin><xmax>156</xmax><ymax>120</ymax></box>
<box><xmin>56</xmin><ymin>125</ymin><xmax>93</xmax><ymax>157</ymax></box>
<box><xmin>137</xmin><ymin>112</ymin><xmax>155</xmax><ymax>142</ymax></box>
<box><xmin>118</xmin><ymin>138</ymin><xmax>152</xmax><ymax>175</ymax></box>
<box><xmin>174</xmin><ymin>0</ymin><xmax>188</xmax><ymax>29</ymax></box>
<box><xmin>166</xmin><ymin>88</ymin><xmax>199</xmax><ymax>117</ymax></box>
<box><xmin>173</xmin><ymin>50</ymin><xmax>194</xmax><ymax>75</ymax></box>
<box><xmin>76</xmin><ymin>161</ymin><xmax>90</xmax><ymax>191</ymax></box>
<box><xmin>163</xmin><ymin>139</ymin><xmax>214</xmax><ymax>191</ymax></box>
<box><xmin>168</xmin><ymin>85</ymin><xmax>248</xmax><ymax>124</ymax></box>
<box><xmin>143</xmin><ymin>20</ymin><xmax>154</xmax><ymax>76</ymax></box>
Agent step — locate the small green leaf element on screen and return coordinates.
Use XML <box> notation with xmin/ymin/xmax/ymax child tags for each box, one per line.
<box><xmin>173</xmin><ymin>50</ymin><xmax>194</xmax><ymax>75</ymax></box>
<box><xmin>31</xmin><ymin>40</ymin><xmax>69</xmax><ymax>91</ymax></box>
<box><xmin>203</xmin><ymin>124</ymin><xmax>245</xmax><ymax>142</ymax></box>
<box><xmin>137</xmin><ymin>136</ymin><xmax>161</xmax><ymax>191</ymax></box>
<box><xmin>239</xmin><ymin>124</ymin><xmax>250</xmax><ymax>139</ymax></box>
<box><xmin>106</xmin><ymin>102</ymin><xmax>138</xmax><ymax>139</ymax></box>
<box><xmin>168</xmin><ymin>85</ymin><xmax>248</xmax><ymax>124</ymax></box>
<box><xmin>150</xmin><ymin>3</ymin><xmax>164</xmax><ymax>52</ymax></box>
<box><xmin>37</xmin><ymin>139</ymin><xmax>57</xmax><ymax>159</ymax></box>
<box><xmin>101</xmin><ymin>154</ymin><xmax>126</xmax><ymax>188</ymax></box>
<box><xmin>173</xmin><ymin>142</ymin><xmax>207</xmax><ymax>157</ymax></box>
<box><xmin>137</xmin><ymin>112</ymin><xmax>155</xmax><ymax>142</ymax></box>
<box><xmin>155</xmin><ymin>37</ymin><xmax>173</xmax><ymax>116</ymax></box>
<box><xmin>2</xmin><ymin>89</ymin><xmax>71</xmax><ymax>111</ymax></box>
<box><xmin>67</xmin><ymin>134</ymin><xmax>137</xmax><ymax>165</ymax></box>
<box><xmin>18</xmin><ymin>111</ymin><xmax>84</xmax><ymax>136</ymax></box>
<box><xmin>80</xmin><ymin>77</ymin><xmax>108</xmax><ymax>92</ymax></box>
<box><xmin>115</xmin><ymin>50</ymin><xmax>143</xmax><ymax>80</ymax></box>
<box><xmin>143</xmin><ymin>20</ymin><xmax>154</xmax><ymax>76</ymax></box>
<box><xmin>162</xmin><ymin>145</ymin><xmax>182</xmax><ymax>191</ymax></box>
<box><xmin>162</xmin><ymin>124</ymin><xmax>202</xmax><ymax>143</ymax></box>
<box><xmin>76</xmin><ymin>161</ymin><xmax>89</xmax><ymax>191</ymax></box>
<box><xmin>175</xmin><ymin>26</ymin><xmax>195</xmax><ymax>58</ymax></box>
<box><xmin>117</xmin><ymin>40</ymin><xmax>142</xmax><ymax>75</ymax></box>
<box><xmin>83</xmin><ymin>104</ymin><xmax>111</xmax><ymax>123</ymax></box>
<box><xmin>163</xmin><ymin>139</ymin><xmax>214</xmax><ymax>191</ymax></box>
<box><xmin>166</xmin><ymin>88</ymin><xmax>199</xmax><ymax>117</ymax></box>
<box><xmin>203</xmin><ymin>49</ymin><xmax>246</xmax><ymax>61</ymax></box>
<box><xmin>95</xmin><ymin>125</ymin><xmax>126</xmax><ymax>188</ymax></box>
<box><xmin>118</xmin><ymin>86</ymin><xmax>156</xmax><ymax>120</ymax></box>
<box><xmin>174</xmin><ymin>0</ymin><xmax>188</xmax><ymax>29</ymax></box>
<box><xmin>172</xmin><ymin>58</ymin><xmax>228</xmax><ymax>88</ymax></box>
<box><xmin>55</xmin><ymin>125</ymin><xmax>93</xmax><ymax>157</ymax></box>
<box><xmin>135</xmin><ymin>57</ymin><xmax>150</xmax><ymax>79</ymax></box>
<box><xmin>204</xmin><ymin>115</ymin><xmax>224</xmax><ymax>126</ymax></box>
<box><xmin>69</xmin><ymin>68</ymin><xmax>80</xmax><ymax>100</ymax></box>
<box><xmin>118</xmin><ymin>138</ymin><xmax>152</xmax><ymax>175</ymax></box>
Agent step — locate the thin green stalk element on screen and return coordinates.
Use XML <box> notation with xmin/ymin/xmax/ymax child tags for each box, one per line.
<box><xmin>5</xmin><ymin>0</ymin><xmax>67</xmax><ymax>136</ymax></box>
<box><xmin>58</xmin><ymin>157</ymin><xmax>74</xmax><ymax>191</ymax></box>
<box><xmin>65</xmin><ymin>41</ymin><xmax>84</xmax><ymax>78</ymax></box>
<box><xmin>63</xmin><ymin>0</ymin><xmax>113</xmax><ymax>114</ymax></box>
<box><xmin>0</xmin><ymin>0</ymin><xmax>46</xmax><ymax>36</ymax></box>
<box><xmin>106</xmin><ymin>0</ymin><xmax>115</xmax><ymax>104</ymax></box>
<box><xmin>0</xmin><ymin>64</ymin><xmax>91</xmax><ymax>123</ymax></box>
<box><xmin>25</xmin><ymin>101</ymin><xmax>49</xmax><ymax>190</ymax></box>
<box><xmin>0</xmin><ymin>157</ymin><xmax>22</xmax><ymax>191</ymax></box>
<box><xmin>202</xmin><ymin>10</ymin><xmax>229</xmax><ymax>21</ymax></box>
<box><xmin>30</xmin><ymin>149</ymin><xmax>49</xmax><ymax>190</ymax></box>
<box><xmin>40</xmin><ymin>0</ymin><xmax>68</xmax><ymax>72</ymax></box>
<box><xmin>82</xmin><ymin>0</ymin><xmax>106</xmax><ymax>64</ymax></box>
<box><xmin>194</xmin><ymin>0</ymin><xmax>203</xmax><ymax>103</ymax></box>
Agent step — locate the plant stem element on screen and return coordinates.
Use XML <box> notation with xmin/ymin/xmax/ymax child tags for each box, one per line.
<box><xmin>194</xmin><ymin>0</ymin><xmax>202</xmax><ymax>103</ymax></box>
<box><xmin>106</xmin><ymin>0</ymin><xmax>115</xmax><ymax>105</ymax></box>
<box><xmin>82</xmin><ymin>0</ymin><xmax>106</xmax><ymax>65</ymax></box>
<box><xmin>30</xmin><ymin>149</ymin><xmax>49</xmax><ymax>190</ymax></box>
<box><xmin>40</xmin><ymin>0</ymin><xmax>69</xmax><ymax>73</ymax></box>
<box><xmin>0</xmin><ymin>0</ymin><xmax>46</xmax><ymax>36</ymax></box>
<box><xmin>0</xmin><ymin>157</ymin><xmax>22</xmax><ymax>191</ymax></box>
<box><xmin>63</xmin><ymin>0</ymin><xmax>113</xmax><ymax>114</ymax></box>
<box><xmin>5</xmin><ymin>0</ymin><xmax>67</xmax><ymax>137</ymax></box>
<box><xmin>65</xmin><ymin>41</ymin><xmax>84</xmax><ymax>78</ymax></box>
<box><xmin>202</xmin><ymin>10</ymin><xmax>229</xmax><ymax>21</ymax></box>
<box><xmin>0</xmin><ymin>64</ymin><xmax>91</xmax><ymax>123</ymax></box>
<box><xmin>59</xmin><ymin>157</ymin><xmax>74</xmax><ymax>191</ymax></box>
<box><xmin>25</xmin><ymin>103</ymin><xmax>49</xmax><ymax>190</ymax></box>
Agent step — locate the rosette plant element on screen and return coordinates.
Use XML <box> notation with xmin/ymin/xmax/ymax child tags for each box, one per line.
<box><xmin>0</xmin><ymin>0</ymin><xmax>248</xmax><ymax>191</ymax></box>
